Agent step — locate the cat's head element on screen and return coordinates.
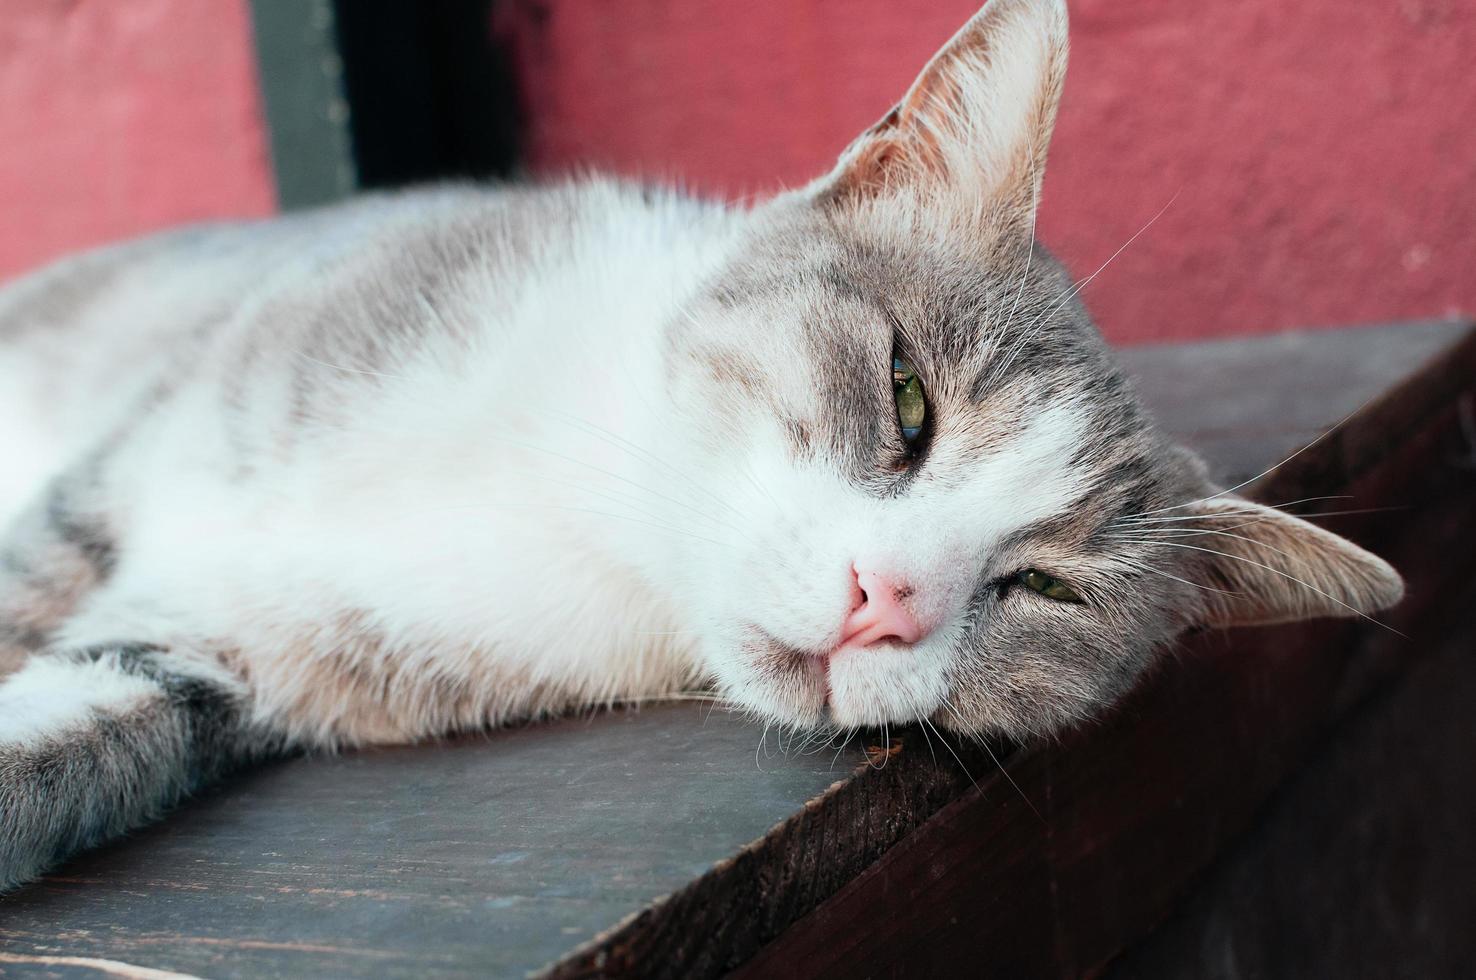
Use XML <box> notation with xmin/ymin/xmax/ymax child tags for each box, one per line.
<box><xmin>663</xmin><ymin>0</ymin><xmax>1403</xmax><ymax>737</ymax></box>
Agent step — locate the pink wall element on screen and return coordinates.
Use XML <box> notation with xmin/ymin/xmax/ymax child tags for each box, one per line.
<box><xmin>3</xmin><ymin>1</ymin><xmax>1470</xmax><ymax>344</ymax></box>
<box><xmin>0</xmin><ymin>0</ymin><xmax>275</xmax><ymax>280</ymax></box>
<box><xmin>499</xmin><ymin>0</ymin><xmax>1476</xmax><ymax>343</ymax></box>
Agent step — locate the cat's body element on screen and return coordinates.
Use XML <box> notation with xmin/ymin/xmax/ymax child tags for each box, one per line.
<box><xmin>0</xmin><ymin>182</ymin><xmax>732</xmax><ymax>746</ymax></box>
<box><xmin>0</xmin><ymin>0</ymin><xmax>1402</xmax><ymax>889</ymax></box>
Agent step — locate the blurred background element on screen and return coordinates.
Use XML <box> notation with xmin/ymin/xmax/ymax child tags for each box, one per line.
<box><xmin>1</xmin><ymin>0</ymin><xmax>1472</xmax><ymax>343</ymax></box>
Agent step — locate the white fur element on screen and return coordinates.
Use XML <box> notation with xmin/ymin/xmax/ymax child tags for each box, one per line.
<box><xmin>0</xmin><ymin>390</ymin><xmax>58</xmax><ymax>532</ymax></box>
<box><xmin>9</xmin><ymin>185</ymin><xmax>742</xmax><ymax>744</ymax></box>
<box><xmin>0</xmin><ymin>657</ymin><xmax>159</xmax><ymax>748</ymax></box>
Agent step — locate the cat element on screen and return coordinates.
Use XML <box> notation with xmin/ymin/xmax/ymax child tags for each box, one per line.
<box><xmin>0</xmin><ymin>0</ymin><xmax>1401</xmax><ymax>890</ymax></box>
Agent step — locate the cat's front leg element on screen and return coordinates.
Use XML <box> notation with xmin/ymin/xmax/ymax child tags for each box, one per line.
<box><xmin>0</xmin><ymin>642</ymin><xmax>281</xmax><ymax>890</ymax></box>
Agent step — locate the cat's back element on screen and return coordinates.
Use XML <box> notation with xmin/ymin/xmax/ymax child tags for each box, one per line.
<box><xmin>0</xmin><ymin>179</ymin><xmax>705</xmax><ymax>528</ymax></box>
<box><xmin>0</xmin><ymin>183</ymin><xmax>554</xmax><ymax>353</ymax></box>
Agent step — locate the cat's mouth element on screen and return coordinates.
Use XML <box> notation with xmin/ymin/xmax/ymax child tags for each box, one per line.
<box><xmin>737</xmin><ymin>627</ymin><xmax>831</xmax><ymax>720</ymax></box>
<box><xmin>739</xmin><ymin>626</ymin><xmax>944</xmax><ymax>728</ymax></box>
<box><xmin>739</xmin><ymin>622</ymin><xmax>957</xmax><ymax>730</ymax></box>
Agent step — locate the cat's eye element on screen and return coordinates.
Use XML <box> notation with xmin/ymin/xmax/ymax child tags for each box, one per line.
<box><xmin>1018</xmin><ymin>569</ymin><xmax>1083</xmax><ymax>603</ymax></box>
<box><xmin>892</xmin><ymin>355</ymin><xmax>926</xmax><ymax>443</ymax></box>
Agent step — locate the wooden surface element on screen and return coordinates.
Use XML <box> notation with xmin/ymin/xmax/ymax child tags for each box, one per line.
<box><xmin>0</xmin><ymin>706</ymin><xmax>869</xmax><ymax>978</ymax></box>
<box><xmin>1105</xmin><ymin>583</ymin><xmax>1476</xmax><ymax>980</ymax></box>
<box><xmin>1</xmin><ymin>319</ymin><xmax>1472</xmax><ymax>978</ymax></box>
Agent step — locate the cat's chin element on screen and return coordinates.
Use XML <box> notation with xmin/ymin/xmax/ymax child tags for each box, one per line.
<box><xmin>724</xmin><ymin>627</ymin><xmax>950</xmax><ymax>731</ymax></box>
<box><xmin>718</xmin><ymin>629</ymin><xmax>831</xmax><ymax>728</ymax></box>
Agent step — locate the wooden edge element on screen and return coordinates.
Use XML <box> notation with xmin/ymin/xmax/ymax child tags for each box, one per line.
<box><xmin>538</xmin><ymin>324</ymin><xmax>1476</xmax><ymax>980</ymax></box>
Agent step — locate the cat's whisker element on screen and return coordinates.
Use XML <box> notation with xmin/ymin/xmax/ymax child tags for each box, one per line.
<box><xmin>483</xmin><ymin>501</ymin><xmax>742</xmax><ymax>551</ymax></box>
<box><xmin>985</xmin><ymin>192</ymin><xmax>1179</xmax><ymax>394</ymax></box>
<box><xmin>1123</xmin><ymin>506</ymin><xmax>1389</xmax><ymax>541</ymax></box>
<box><xmin>428</xmin><ymin>444</ymin><xmax>737</xmax><ymax>540</ymax></box>
<box><xmin>909</xmin><ymin>704</ymin><xmax>938</xmax><ymax>768</ymax></box>
<box><xmin>661</xmin><ymin>690</ymin><xmax>731</xmax><ymax>703</ymax></box>
<box><xmin>830</xmin><ymin>727</ymin><xmax>859</xmax><ymax>769</ymax></box>
<box><xmin>1121</xmin><ymin>393</ymin><xmax>1394</xmax><ymax>521</ymax></box>
<box><xmin>394</xmin><ymin>494</ymin><xmax>736</xmax><ymax>550</ymax></box>
<box><xmin>605</xmin><ymin>690</ymin><xmax>733</xmax><ymax>709</ymax></box>
<box><xmin>542</xmin><ymin>408</ymin><xmax>749</xmax><ymax>522</ymax></box>
<box><xmin>982</xmin><ymin>159</ymin><xmax>1041</xmax><ymax>369</ymax></box>
<box><xmin>799</xmin><ymin>724</ymin><xmax>848</xmax><ymax>756</ymax></box>
<box><xmin>481</xmin><ymin>431</ymin><xmax>755</xmax><ymax>540</ymax></box>
<box><xmin>1121</xmin><ymin>522</ymin><xmax>1277</xmax><ymax>540</ymax></box>
<box><xmin>490</xmin><ymin>466</ymin><xmax>727</xmax><ymax>540</ymax></box>
<box><xmin>1118</xmin><ymin>525</ymin><xmax>1315</xmax><ymax>566</ymax></box>
<box><xmin>1111</xmin><ymin>556</ymin><xmax>1241</xmax><ymax>596</ymax></box>
<box><xmin>937</xmin><ymin>698</ymin><xmax>1036</xmax><ymax>814</ymax></box>
<box><xmin>1116</xmin><ymin>494</ymin><xmax>1354</xmax><ymax>524</ymax></box>
<box><xmin>976</xmin><ymin>733</ymin><xmax>1043</xmax><ymax>822</ymax></box>
<box><xmin>291</xmin><ymin>350</ymin><xmax>411</xmax><ymax>382</ymax></box>
<box><xmin>922</xmin><ymin>714</ymin><xmax>981</xmax><ymax>792</ymax></box>
<box><xmin>1119</xmin><ymin>505</ymin><xmax>1405</xmax><ymax>536</ymax></box>
<box><xmin>737</xmin><ymin>458</ymin><xmax>794</xmax><ymax>522</ymax></box>
<box><xmin>1248</xmin><ymin>505</ymin><xmax>1406</xmax><ymax>520</ymax></box>
<box><xmin>754</xmin><ymin>721</ymin><xmax>774</xmax><ymax>771</ymax></box>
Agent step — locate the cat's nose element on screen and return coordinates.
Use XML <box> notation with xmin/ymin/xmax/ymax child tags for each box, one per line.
<box><xmin>838</xmin><ymin>567</ymin><xmax>926</xmax><ymax>649</ymax></box>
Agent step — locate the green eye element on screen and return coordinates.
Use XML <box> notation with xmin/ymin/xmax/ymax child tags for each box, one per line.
<box><xmin>1019</xmin><ymin>569</ymin><xmax>1083</xmax><ymax>603</ymax></box>
<box><xmin>892</xmin><ymin>355</ymin><xmax>926</xmax><ymax>443</ymax></box>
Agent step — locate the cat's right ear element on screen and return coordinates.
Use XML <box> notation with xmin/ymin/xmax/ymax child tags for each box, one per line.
<box><xmin>808</xmin><ymin>0</ymin><xmax>1069</xmax><ymax>233</ymax></box>
<box><xmin>1179</xmin><ymin>496</ymin><xmax>1406</xmax><ymax>629</ymax></box>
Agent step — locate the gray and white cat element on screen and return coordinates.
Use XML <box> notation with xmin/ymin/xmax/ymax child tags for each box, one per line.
<box><xmin>0</xmin><ymin>0</ymin><xmax>1401</xmax><ymax>889</ymax></box>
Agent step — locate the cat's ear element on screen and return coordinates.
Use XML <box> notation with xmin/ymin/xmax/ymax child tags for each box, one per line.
<box><xmin>811</xmin><ymin>0</ymin><xmax>1068</xmax><ymax>228</ymax></box>
<box><xmin>1179</xmin><ymin>496</ymin><xmax>1405</xmax><ymax>628</ymax></box>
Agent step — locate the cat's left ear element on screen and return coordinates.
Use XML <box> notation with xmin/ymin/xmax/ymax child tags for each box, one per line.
<box><xmin>1179</xmin><ymin>496</ymin><xmax>1405</xmax><ymax>628</ymax></box>
<box><xmin>810</xmin><ymin>0</ymin><xmax>1069</xmax><ymax>231</ymax></box>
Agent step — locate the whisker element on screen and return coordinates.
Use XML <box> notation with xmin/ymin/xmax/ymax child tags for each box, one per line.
<box><xmin>407</xmin><ymin>499</ymin><xmax>738</xmax><ymax>551</ymax></box>
<box><xmin>981</xmin><ymin>161</ymin><xmax>1040</xmax><ymax>369</ymax></box>
<box><xmin>1113</xmin><ymin>556</ymin><xmax>1242</xmax><ymax>596</ymax></box>
<box><xmin>482</xmin><ymin>431</ymin><xmax>754</xmax><ymax>540</ymax></box>
<box><xmin>872</xmin><ymin>722</ymin><xmax>891</xmax><ymax>770</ymax></box>
<box><xmin>924</xmin><ymin>715</ymin><xmax>982</xmax><ymax>794</ymax></box>
<box><xmin>755</xmin><ymin>721</ymin><xmax>773</xmax><ymax>771</ymax></box>
<box><xmin>543</xmin><ymin>408</ymin><xmax>748</xmax><ymax>521</ymax></box>
<box><xmin>500</xmin><ymin>467</ymin><xmax>732</xmax><ymax>540</ymax></box>
<box><xmin>1118</xmin><ymin>526</ymin><xmax>1314</xmax><ymax>567</ymax></box>
<box><xmin>936</xmin><ymin>699</ymin><xmax>1039</xmax><ymax>820</ymax></box>
<box><xmin>976</xmin><ymin>734</ymin><xmax>1045</xmax><ymax>824</ymax></box>
<box><xmin>830</xmin><ymin>726</ymin><xmax>859</xmax><ymax>769</ymax></box>
<box><xmin>985</xmin><ymin>192</ymin><xmax>1179</xmax><ymax>393</ymax></box>
<box><xmin>1123</xmin><ymin>505</ymin><xmax>1399</xmax><ymax>539</ymax></box>
<box><xmin>1116</xmin><ymin>495</ymin><xmax>1354</xmax><ymax>524</ymax></box>
<box><xmin>292</xmin><ymin>350</ymin><xmax>410</xmax><ymax>381</ymax></box>
<box><xmin>606</xmin><ymin>690</ymin><xmax>733</xmax><ymax>708</ymax></box>
<box><xmin>1122</xmin><ymin>390</ymin><xmax>1393</xmax><ymax>520</ymax></box>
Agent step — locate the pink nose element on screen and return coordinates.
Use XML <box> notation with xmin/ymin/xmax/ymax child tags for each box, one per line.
<box><xmin>839</xmin><ymin>568</ymin><xmax>926</xmax><ymax>649</ymax></box>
